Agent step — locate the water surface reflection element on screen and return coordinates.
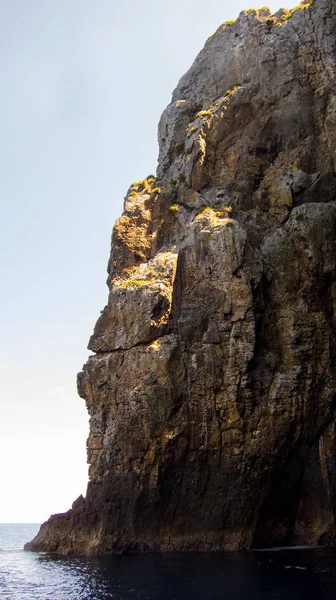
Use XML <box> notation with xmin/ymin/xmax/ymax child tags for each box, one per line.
<box><xmin>35</xmin><ymin>547</ymin><xmax>336</xmax><ymax>600</ymax></box>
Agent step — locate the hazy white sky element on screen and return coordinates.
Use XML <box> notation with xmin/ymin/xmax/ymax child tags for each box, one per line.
<box><xmin>0</xmin><ymin>0</ymin><xmax>299</xmax><ymax>523</ymax></box>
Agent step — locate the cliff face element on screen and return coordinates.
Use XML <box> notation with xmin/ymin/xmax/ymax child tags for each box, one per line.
<box><xmin>26</xmin><ymin>0</ymin><xmax>336</xmax><ymax>553</ymax></box>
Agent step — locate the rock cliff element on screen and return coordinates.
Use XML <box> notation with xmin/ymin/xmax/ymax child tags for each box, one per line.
<box><xmin>26</xmin><ymin>0</ymin><xmax>336</xmax><ymax>553</ymax></box>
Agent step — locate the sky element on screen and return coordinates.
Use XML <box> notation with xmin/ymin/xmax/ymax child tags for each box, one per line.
<box><xmin>0</xmin><ymin>0</ymin><xmax>300</xmax><ymax>523</ymax></box>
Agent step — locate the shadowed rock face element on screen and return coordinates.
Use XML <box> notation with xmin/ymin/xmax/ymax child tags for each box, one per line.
<box><xmin>26</xmin><ymin>0</ymin><xmax>336</xmax><ymax>554</ymax></box>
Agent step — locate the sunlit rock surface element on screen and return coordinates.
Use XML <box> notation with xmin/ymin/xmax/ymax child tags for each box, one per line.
<box><xmin>26</xmin><ymin>0</ymin><xmax>336</xmax><ymax>554</ymax></box>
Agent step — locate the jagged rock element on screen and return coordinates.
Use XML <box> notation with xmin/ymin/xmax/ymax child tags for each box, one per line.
<box><xmin>26</xmin><ymin>0</ymin><xmax>336</xmax><ymax>554</ymax></box>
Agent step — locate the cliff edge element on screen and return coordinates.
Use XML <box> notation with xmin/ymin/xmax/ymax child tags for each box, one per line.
<box><xmin>26</xmin><ymin>0</ymin><xmax>336</xmax><ymax>553</ymax></box>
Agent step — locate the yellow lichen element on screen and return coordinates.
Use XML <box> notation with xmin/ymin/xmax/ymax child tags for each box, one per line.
<box><xmin>196</xmin><ymin>206</ymin><xmax>232</xmax><ymax>218</ymax></box>
<box><xmin>187</xmin><ymin>126</ymin><xmax>198</xmax><ymax>135</ymax></box>
<box><xmin>129</xmin><ymin>179</ymin><xmax>151</xmax><ymax>194</ymax></box>
<box><xmin>196</xmin><ymin>109</ymin><xmax>213</xmax><ymax>119</ymax></box>
<box><xmin>196</xmin><ymin>206</ymin><xmax>214</xmax><ymax>216</ymax></box>
<box><xmin>279</xmin><ymin>1</ymin><xmax>312</xmax><ymax>22</ymax></box>
<box><xmin>129</xmin><ymin>175</ymin><xmax>158</xmax><ymax>195</ymax></box>
<box><xmin>225</xmin><ymin>85</ymin><xmax>242</xmax><ymax>97</ymax></box>
<box><xmin>214</xmin><ymin>206</ymin><xmax>232</xmax><ymax>218</ymax></box>
<box><xmin>148</xmin><ymin>339</ymin><xmax>161</xmax><ymax>350</ymax></box>
<box><xmin>117</xmin><ymin>278</ymin><xmax>155</xmax><ymax>289</ymax></box>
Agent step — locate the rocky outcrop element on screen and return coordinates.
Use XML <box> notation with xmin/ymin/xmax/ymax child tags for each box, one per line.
<box><xmin>26</xmin><ymin>0</ymin><xmax>336</xmax><ymax>554</ymax></box>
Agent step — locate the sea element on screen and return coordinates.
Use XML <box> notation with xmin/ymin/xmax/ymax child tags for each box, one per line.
<box><xmin>1</xmin><ymin>524</ymin><xmax>336</xmax><ymax>600</ymax></box>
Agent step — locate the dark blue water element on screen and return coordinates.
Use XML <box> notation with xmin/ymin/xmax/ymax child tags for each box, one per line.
<box><xmin>1</xmin><ymin>524</ymin><xmax>336</xmax><ymax>599</ymax></box>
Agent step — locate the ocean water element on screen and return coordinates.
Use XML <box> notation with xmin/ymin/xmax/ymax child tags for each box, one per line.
<box><xmin>1</xmin><ymin>524</ymin><xmax>336</xmax><ymax>600</ymax></box>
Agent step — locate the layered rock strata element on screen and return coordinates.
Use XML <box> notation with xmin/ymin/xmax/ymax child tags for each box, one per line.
<box><xmin>26</xmin><ymin>0</ymin><xmax>336</xmax><ymax>553</ymax></box>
